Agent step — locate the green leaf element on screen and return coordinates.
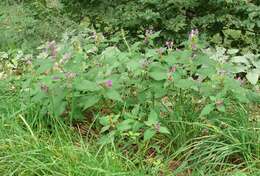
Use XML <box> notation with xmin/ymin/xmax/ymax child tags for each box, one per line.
<box><xmin>99</xmin><ymin>116</ymin><xmax>110</xmax><ymax>126</ymax></box>
<box><xmin>175</xmin><ymin>79</ymin><xmax>198</xmax><ymax>90</ymax></box>
<box><xmin>232</xmin><ymin>56</ymin><xmax>250</xmax><ymax>65</ymax></box>
<box><xmin>159</xmin><ymin>126</ymin><xmax>170</xmax><ymax>134</ymax></box>
<box><xmin>216</xmin><ymin>105</ymin><xmax>226</xmax><ymax>112</ymax></box>
<box><xmin>227</xmin><ymin>49</ymin><xmax>239</xmax><ymax>55</ymax></box>
<box><xmin>149</xmin><ymin>71</ymin><xmax>167</xmax><ymax>81</ymax></box>
<box><xmin>246</xmin><ymin>69</ymin><xmax>259</xmax><ymax>85</ymax></box>
<box><xmin>104</xmin><ymin>89</ymin><xmax>122</xmax><ymax>102</ymax></box>
<box><xmin>200</xmin><ymin>104</ymin><xmax>215</xmax><ymax>116</ymax></box>
<box><xmin>117</xmin><ymin>119</ymin><xmax>135</xmax><ymax>131</ymax></box>
<box><xmin>101</xmin><ymin>126</ymin><xmax>110</xmax><ymax>133</ymax></box>
<box><xmin>145</xmin><ymin>110</ymin><xmax>158</xmax><ymax>126</ymax></box>
<box><xmin>197</xmin><ymin>66</ymin><xmax>216</xmax><ymax>78</ymax></box>
<box><xmin>36</xmin><ymin>59</ymin><xmax>53</xmax><ymax>74</ymax></box>
<box><xmin>74</xmin><ymin>79</ymin><xmax>101</xmax><ymax>91</ymax></box>
<box><xmin>79</xmin><ymin>95</ymin><xmax>101</xmax><ymax>109</ymax></box>
<box><xmin>144</xmin><ymin>128</ymin><xmax>156</xmax><ymax>141</ymax></box>
<box><xmin>98</xmin><ymin>132</ymin><xmax>115</xmax><ymax>145</ymax></box>
<box><xmin>165</xmin><ymin>50</ymin><xmax>192</xmax><ymax>65</ymax></box>
<box><xmin>149</xmin><ymin>63</ymin><xmax>168</xmax><ymax>80</ymax></box>
<box><xmin>101</xmin><ymin>47</ymin><xmax>120</xmax><ymax>65</ymax></box>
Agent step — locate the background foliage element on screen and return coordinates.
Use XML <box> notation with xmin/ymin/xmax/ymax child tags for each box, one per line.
<box><xmin>62</xmin><ymin>0</ymin><xmax>260</xmax><ymax>52</ymax></box>
<box><xmin>0</xmin><ymin>0</ymin><xmax>74</xmax><ymax>52</ymax></box>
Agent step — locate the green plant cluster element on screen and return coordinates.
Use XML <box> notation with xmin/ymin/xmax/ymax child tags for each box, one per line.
<box><xmin>21</xmin><ymin>28</ymin><xmax>259</xmax><ymax>145</ymax></box>
<box><xmin>62</xmin><ymin>0</ymin><xmax>260</xmax><ymax>52</ymax></box>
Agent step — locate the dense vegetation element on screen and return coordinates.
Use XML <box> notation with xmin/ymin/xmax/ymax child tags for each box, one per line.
<box><xmin>0</xmin><ymin>0</ymin><xmax>259</xmax><ymax>175</ymax></box>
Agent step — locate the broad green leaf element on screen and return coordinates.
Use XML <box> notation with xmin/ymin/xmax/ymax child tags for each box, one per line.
<box><xmin>232</xmin><ymin>56</ymin><xmax>249</xmax><ymax>65</ymax></box>
<box><xmin>149</xmin><ymin>63</ymin><xmax>168</xmax><ymax>80</ymax></box>
<box><xmin>36</xmin><ymin>59</ymin><xmax>53</xmax><ymax>74</ymax></box>
<box><xmin>145</xmin><ymin>110</ymin><xmax>158</xmax><ymax>126</ymax></box>
<box><xmin>194</xmin><ymin>54</ymin><xmax>216</xmax><ymax>67</ymax></box>
<box><xmin>216</xmin><ymin>105</ymin><xmax>226</xmax><ymax>112</ymax></box>
<box><xmin>99</xmin><ymin>116</ymin><xmax>110</xmax><ymax>126</ymax></box>
<box><xmin>197</xmin><ymin>66</ymin><xmax>216</xmax><ymax>78</ymax></box>
<box><xmin>79</xmin><ymin>95</ymin><xmax>101</xmax><ymax>109</ymax></box>
<box><xmin>175</xmin><ymin>79</ymin><xmax>198</xmax><ymax>90</ymax></box>
<box><xmin>159</xmin><ymin>126</ymin><xmax>170</xmax><ymax>134</ymax></box>
<box><xmin>227</xmin><ymin>49</ymin><xmax>239</xmax><ymax>55</ymax></box>
<box><xmin>101</xmin><ymin>126</ymin><xmax>110</xmax><ymax>133</ymax></box>
<box><xmin>117</xmin><ymin>119</ymin><xmax>135</xmax><ymax>131</ymax></box>
<box><xmin>127</xmin><ymin>58</ymin><xmax>141</xmax><ymax>71</ymax></box>
<box><xmin>101</xmin><ymin>47</ymin><xmax>120</xmax><ymax>65</ymax></box>
<box><xmin>246</xmin><ymin>69</ymin><xmax>259</xmax><ymax>85</ymax></box>
<box><xmin>165</xmin><ymin>50</ymin><xmax>192</xmax><ymax>65</ymax></box>
<box><xmin>74</xmin><ymin>79</ymin><xmax>101</xmax><ymax>91</ymax></box>
<box><xmin>200</xmin><ymin>104</ymin><xmax>215</xmax><ymax>116</ymax></box>
<box><xmin>98</xmin><ymin>132</ymin><xmax>115</xmax><ymax>145</ymax></box>
<box><xmin>144</xmin><ymin>128</ymin><xmax>156</xmax><ymax>141</ymax></box>
<box><xmin>104</xmin><ymin>89</ymin><xmax>122</xmax><ymax>102</ymax></box>
<box><xmin>149</xmin><ymin>71</ymin><xmax>167</xmax><ymax>81</ymax></box>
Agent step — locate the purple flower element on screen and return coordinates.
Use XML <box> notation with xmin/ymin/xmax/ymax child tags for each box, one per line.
<box><xmin>155</xmin><ymin>123</ymin><xmax>161</xmax><ymax>132</ymax></box>
<box><xmin>145</xmin><ymin>29</ymin><xmax>153</xmax><ymax>36</ymax></box>
<box><xmin>192</xmin><ymin>43</ymin><xmax>197</xmax><ymax>50</ymax></box>
<box><xmin>189</xmin><ymin>29</ymin><xmax>199</xmax><ymax>40</ymax></box>
<box><xmin>157</xmin><ymin>48</ymin><xmax>164</xmax><ymax>55</ymax></box>
<box><xmin>40</xmin><ymin>84</ymin><xmax>49</xmax><ymax>93</ymax></box>
<box><xmin>169</xmin><ymin>66</ymin><xmax>176</xmax><ymax>73</ymax></box>
<box><xmin>65</xmin><ymin>72</ymin><xmax>76</xmax><ymax>79</ymax></box>
<box><xmin>105</xmin><ymin>80</ymin><xmax>113</xmax><ymax>88</ymax></box>
<box><xmin>140</xmin><ymin>59</ymin><xmax>150</xmax><ymax>68</ymax></box>
<box><xmin>48</xmin><ymin>41</ymin><xmax>57</xmax><ymax>58</ymax></box>
<box><xmin>52</xmin><ymin>76</ymin><xmax>60</xmax><ymax>81</ymax></box>
<box><xmin>236</xmin><ymin>77</ymin><xmax>245</xmax><ymax>85</ymax></box>
<box><xmin>166</xmin><ymin>41</ymin><xmax>174</xmax><ymax>49</ymax></box>
<box><xmin>60</xmin><ymin>53</ymin><xmax>71</xmax><ymax>64</ymax></box>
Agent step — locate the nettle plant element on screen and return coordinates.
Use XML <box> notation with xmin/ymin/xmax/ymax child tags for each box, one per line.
<box><xmin>23</xmin><ymin>28</ymin><xmax>258</xmax><ymax>143</ymax></box>
<box><xmin>204</xmin><ymin>47</ymin><xmax>260</xmax><ymax>85</ymax></box>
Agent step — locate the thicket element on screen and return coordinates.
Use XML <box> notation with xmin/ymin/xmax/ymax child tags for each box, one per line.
<box><xmin>62</xmin><ymin>0</ymin><xmax>260</xmax><ymax>52</ymax></box>
<box><xmin>0</xmin><ymin>1</ymin><xmax>74</xmax><ymax>52</ymax></box>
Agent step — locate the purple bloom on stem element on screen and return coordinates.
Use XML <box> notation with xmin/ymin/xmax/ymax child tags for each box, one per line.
<box><xmin>61</xmin><ymin>53</ymin><xmax>71</xmax><ymax>64</ymax></box>
<box><xmin>155</xmin><ymin>123</ymin><xmax>161</xmax><ymax>132</ymax></box>
<box><xmin>189</xmin><ymin>29</ymin><xmax>199</xmax><ymax>40</ymax></box>
<box><xmin>48</xmin><ymin>41</ymin><xmax>57</xmax><ymax>58</ymax></box>
<box><xmin>166</xmin><ymin>41</ymin><xmax>174</xmax><ymax>49</ymax></box>
<box><xmin>65</xmin><ymin>72</ymin><xmax>76</xmax><ymax>79</ymax></box>
<box><xmin>145</xmin><ymin>29</ymin><xmax>153</xmax><ymax>36</ymax></box>
<box><xmin>105</xmin><ymin>80</ymin><xmax>113</xmax><ymax>88</ymax></box>
<box><xmin>40</xmin><ymin>84</ymin><xmax>49</xmax><ymax>93</ymax></box>
<box><xmin>192</xmin><ymin>43</ymin><xmax>197</xmax><ymax>50</ymax></box>
<box><xmin>52</xmin><ymin>76</ymin><xmax>60</xmax><ymax>81</ymax></box>
<box><xmin>236</xmin><ymin>77</ymin><xmax>245</xmax><ymax>85</ymax></box>
<box><xmin>169</xmin><ymin>66</ymin><xmax>176</xmax><ymax>73</ymax></box>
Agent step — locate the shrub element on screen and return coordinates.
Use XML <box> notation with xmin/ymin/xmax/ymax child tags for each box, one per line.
<box><xmin>20</xmin><ymin>27</ymin><xmax>259</xmax><ymax>144</ymax></box>
<box><xmin>0</xmin><ymin>1</ymin><xmax>74</xmax><ymax>52</ymax></box>
<box><xmin>62</xmin><ymin>0</ymin><xmax>260</xmax><ymax>52</ymax></box>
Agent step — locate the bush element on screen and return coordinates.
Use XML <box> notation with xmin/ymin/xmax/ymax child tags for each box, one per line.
<box><xmin>0</xmin><ymin>1</ymin><xmax>74</xmax><ymax>52</ymax></box>
<box><xmin>20</xmin><ymin>27</ymin><xmax>259</xmax><ymax>144</ymax></box>
<box><xmin>62</xmin><ymin>0</ymin><xmax>260</xmax><ymax>52</ymax></box>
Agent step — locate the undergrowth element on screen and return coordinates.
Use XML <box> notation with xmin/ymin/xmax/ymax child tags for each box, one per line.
<box><xmin>0</xmin><ymin>1</ymin><xmax>259</xmax><ymax>176</ymax></box>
